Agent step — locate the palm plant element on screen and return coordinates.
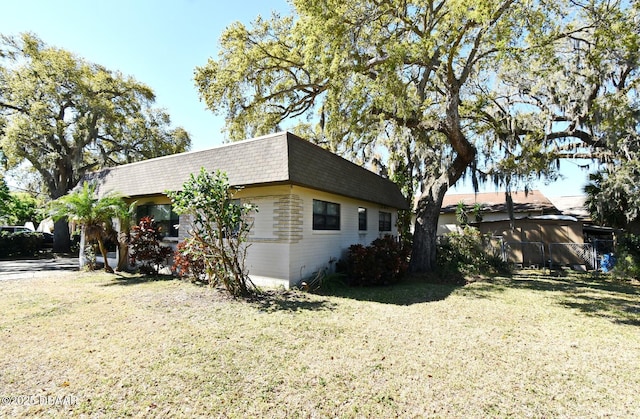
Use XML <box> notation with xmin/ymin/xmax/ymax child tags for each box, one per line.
<box><xmin>49</xmin><ymin>182</ymin><xmax>129</xmax><ymax>273</ymax></box>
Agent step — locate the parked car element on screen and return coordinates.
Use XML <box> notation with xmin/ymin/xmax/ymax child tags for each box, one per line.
<box><xmin>0</xmin><ymin>226</ymin><xmax>53</xmax><ymax>249</ymax></box>
<box><xmin>0</xmin><ymin>225</ymin><xmax>33</xmax><ymax>234</ymax></box>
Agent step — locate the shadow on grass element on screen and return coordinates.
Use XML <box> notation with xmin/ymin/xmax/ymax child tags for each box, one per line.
<box><xmin>250</xmin><ymin>290</ymin><xmax>339</xmax><ymax>313</ymax></box>
<box><xmin>315</xmin><ymin>275</ymin><xmax>460</xmax><ymax>306</ymax></box>
<box><xmin>498</xmin><ymin>270</ymin><xmax>640</xmax><ymax>326</ymax></box>
<box><xmin>100</xmin><ymin>274</ymin><xmax>177</xmax><ymax>286</ymax></box>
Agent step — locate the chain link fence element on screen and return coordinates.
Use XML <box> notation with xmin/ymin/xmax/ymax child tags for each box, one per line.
<box><xmin>502</xmin><ymin>241</ymin><xmax>546</xmax><ymax>269</ymax></box>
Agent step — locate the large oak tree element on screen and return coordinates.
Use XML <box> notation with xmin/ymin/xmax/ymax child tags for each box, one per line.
<box><xmin>0</xmin><ymin>33</ymin><xmax>191</xmax><ymax>251</ymax></box>
<box><xmin>195</xmin><ymin>0</ymin><xmax>638</xmax><ymax>271</ymax></box>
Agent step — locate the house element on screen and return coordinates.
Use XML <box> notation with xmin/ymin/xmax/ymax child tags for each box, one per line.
<box><xmin>438</xmin><ymin>190</ymin><xmax>561</xmax><ymax>235</ymax></box>
<box><xmin>439</xmin><ymin>190</ymin><xmax>599</xmax><ymax>268</ymax></box>
<box><xmin>88</xmin><ymin>131</ymin><xmax>408</xmax><ymax>288</ymax></box>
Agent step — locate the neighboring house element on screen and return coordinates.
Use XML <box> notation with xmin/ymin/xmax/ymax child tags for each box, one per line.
<box><xmin>438</xmin><ymin>190</ymin><xmax>560</xmax><ymax>235</ymax></box>
<box><xmin>88</xmin><ymin>131</ymin><xmax>408</xmax><ymax>288</ymax></box>
<box><xmin>439</xmin><ymin>190</ymin><xmax>598</xmax><ymax>268</ymax></box>
<box><xmin>548</xmin><ymin>195</ymin><xmax>590</xmax><ymax>221</ymax></box>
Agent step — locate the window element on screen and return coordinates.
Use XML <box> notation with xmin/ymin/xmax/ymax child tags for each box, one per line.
<box><xmin>136</xmin><ymin>204</ymin><xmax>179</xmax><ymax>238</ymax></box>
<box><xmin>379</xmin><ymin>211</ymin><xmax>392</xmax><ymax>232</ymax></box>
<box><xmin>358</xmin><ymin>207</ymin><xmax>367</xmax><ymax>231</ymax></box>
<box><xmin>313</xmin><ymin>199</ymin><xmax>340</xmax><ymax>230</ymax></box>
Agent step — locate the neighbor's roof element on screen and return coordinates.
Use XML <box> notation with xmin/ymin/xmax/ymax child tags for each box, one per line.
<box><xmin>548</xmin><ymin>195</ymin><xmax>590</xmax><ymax>220</ymax></box>
<box><xmin>441</xmin><ymin>190</ymin><xmax>559</xmax><ymax>214</ymax></box>
<box><xmin>88</xmin><ymin>132</ymin><xmax>408</xmax><ymax>210</ymax></box>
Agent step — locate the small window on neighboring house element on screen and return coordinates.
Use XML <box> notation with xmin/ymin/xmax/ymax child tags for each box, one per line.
<box><xmin>379</xmin><ymin>211</ymin><xmax>392</xmax><ymax>232</ymax></box>
<box><xmin>358</xmin><ymin>207</ymin><xmax>367</xmax><ymax>231</ymax></box>
<box><xmin>136</xmin><ymin>204</ymin><xmax>179</xmax><ymax>238</ymax></box>
<box><xmin>313</xmin><ymin>199</ymin><xmax>340</xmax><ymax>230</ymax></box>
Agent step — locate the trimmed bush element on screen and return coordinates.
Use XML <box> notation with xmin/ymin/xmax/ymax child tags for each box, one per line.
<box><xmin>0</xmin><ymin>231</ymin><xmax>44</xmax><ymax>258</ymax></box>
<box><xmin>342</xmin><ymin>235</ymin><xmax>410</xmax><ymax>286</ymax></box>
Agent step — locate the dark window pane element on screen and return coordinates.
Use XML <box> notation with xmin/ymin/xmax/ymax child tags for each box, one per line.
<box><xmin>358</xmin><ymin>207</ymin><xmax>367</xmax><ymax>230</ymax></box>
<box><xmin>379</xmin><ymin>211</ymin><xmax>392</xmax><ymax>232</ymax></box>
<box><xmin>136</xmin><ymin>204</ymin><xmax>179</xmax><ymax>237</ymax></box>
<box><xmin>313</xmin><ymin>199</ymin><xmax>340</xmax><ymax>230</ymax></box>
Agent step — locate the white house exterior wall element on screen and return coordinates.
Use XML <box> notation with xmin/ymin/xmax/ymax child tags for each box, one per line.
<box><xmin>114</xmin><ymin>185</ymin><xmax>400</xmax><ymax>289</ymax></box>
<box><xmin>234</xmin><ymin>185</ymin><xmax>295</xmax><ymax>288</ymax></box>
<box><xmin>231</xmin><ymin>185</ymin><xmax>400</xmax><ymax>288</ymax></box>
<box><xmin>287</xmin><ymin>186</ymin><xmax>398</xmax><ymax>286</ymax></box>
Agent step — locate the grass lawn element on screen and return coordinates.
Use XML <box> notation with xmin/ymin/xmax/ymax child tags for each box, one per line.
<box><xmin>1</xmin><ymin>270</ymin><xmax>639</xmax><ymax>417</ymax></box>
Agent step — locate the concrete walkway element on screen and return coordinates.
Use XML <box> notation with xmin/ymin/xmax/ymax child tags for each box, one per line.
<box><xmin>0</xmin><ymin>256</ymin><xmax>79</xmax><ymax>280</ymax></box>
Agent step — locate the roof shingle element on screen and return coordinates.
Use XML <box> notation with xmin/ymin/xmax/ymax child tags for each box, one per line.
<box><xmin>440</xmin><ymin>190</ymin><xmax>559</xmax><ymax>214</ymax></box>
<box><xmin>89</xmin><ymin>132</ymin><xmax>408</xmax><ymax>210</ymax></box>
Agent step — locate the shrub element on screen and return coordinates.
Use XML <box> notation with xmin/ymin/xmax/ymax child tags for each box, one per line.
<box><xmin>612</xmin><ymin>233</ymin><xmax>640</xmax><ymax>280</ymax></box>
<box><xmin>167</xmin><ymin>169</ymin><xmax>258</xmax><ymax>297</ymax></box>
<box><xmin>436</xmin><ymin>226</ymin><xmax>511</xmax><ymax>282</ymax></box>
<box><xmin>172</xmin><ymin>239</ymin><xmax>207</xmax><ymax>282</ymax></box>
<box><xmin>129</xmin><ymin>216</ymin><xmax>173</xmax><ymax>275</ymax></box>
<box><xmin>0</xmin><ymin>231</ymin><xmax>44</xmax><ymax>258</ymax></box>
<box><xmin>343</xmin><ymin>235</ymin><xmax>410</xmax><ymax>286</ymax></box>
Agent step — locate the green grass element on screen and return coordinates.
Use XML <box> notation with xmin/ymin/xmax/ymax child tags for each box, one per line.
<box><xmin>1</xmin><ymin>270</ymin><xmax>639</xmax><ymax>417</ymax></box>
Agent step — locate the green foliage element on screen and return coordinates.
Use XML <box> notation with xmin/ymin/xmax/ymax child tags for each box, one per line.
<box><xmin>455</xmin><ymin>202</ymin><xmax>468</xmax><ymax>226</ymax></box>
<box><xmin>49</xmin><ymin>182</ymin><xmax>129</xmax><ymax>272</ymax></box>
<box><xmin>0</xmin><ymin>33</ymin><xmax>190</xmax><ymax>201</ymax></box>
<box><xmin>1</xmin><ymin>192</ymin><xmax>40</xmax><ymax>225</ymax></box>
<box><xmin>342</xmin><ymin>235</ymin><xmax>410</xmax><ymax>286</ymax></box>
<box><xmin>0</xmin><ymin>178</ymin><xmax>41</xmax><ymax>225</ymax></box>
<box><xmin>195</xmin><ymin>0</ymin><xmax>639</xmax><ymax>272</ymax></box>
<box><xmin>128</xmin><ymin>216</ymin><xmax>173</xmax><ymax>275</ymax></box>
<box><xmin>0</xmin><ymin>177</ymin><xmax>10</xmax><ymax>218</ymax></box>
<box><xmin>612</xmin><ymin>234</ymin><xmax>640</xmax><ymax>280</ymax></box>
<box><xmin>0</xmin><ymin>230</ymin><xmax>43</xmax><ymax>258</ymax></box>
<box><xmin>168</xmin><ymin>169</ymin><xmax>258</xmax><ymax>297</ymax></box>
<box><xmin>436</xmin><ymin>226</ymin><xmax>511</xmax><ymax>284</ymax></box>
<box><xmin>585</xmin><ymin>169</ymin><xmax>639</xmax><ymax>229</ymax></box>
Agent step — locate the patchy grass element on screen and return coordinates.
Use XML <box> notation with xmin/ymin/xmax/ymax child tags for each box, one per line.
<box><xmin>0</xmin><ymin>270</ymin><xmax>639</xmax><ymax>417</ymax></box>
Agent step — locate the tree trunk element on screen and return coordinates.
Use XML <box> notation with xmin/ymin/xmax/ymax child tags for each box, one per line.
<box><xmin>410</xmin><ymin>179</ymin><xmax>449</xmax><ymax>273</ymax></box>
<box><xmin>52</xmin><ymin>218</ymin><xmax>71</xmax><ymax>253</ymax></box>
<box><xmin>116</xmin><ymin>231</ymin><xmax>129</xmax><ymax>271</ymax></box>
<box><xmin>97</xmin><ymin>237</ymin><xmax>114</xmax><ymax>273</ymax></box>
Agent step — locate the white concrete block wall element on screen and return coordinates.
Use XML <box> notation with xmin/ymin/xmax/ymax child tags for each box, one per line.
<box><xmin>288</xmin><ymin>186</ymin><xmax>399</xmax><ymax>285</ymax></box>
<box><xmin>245</xmin><ymin>242</ymin><xmax>290</xmax><ymax>288</ymax></box>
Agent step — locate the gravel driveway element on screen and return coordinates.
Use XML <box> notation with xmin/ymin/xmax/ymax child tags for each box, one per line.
<box><xmin>0</xmin><ymin>256</ymin><xmax>79</xmax><ymax>280</ymax></box>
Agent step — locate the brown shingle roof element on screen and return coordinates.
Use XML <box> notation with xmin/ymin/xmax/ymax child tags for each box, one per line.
<box><xmin>88</xmin><ymin>132</ymin><xmax>408</xmax><ymax>210</ymax></box>
<box><xmin>441</xmin><ymin>190</ymin><xmax>559</xmax><ymax>214</ymax></box>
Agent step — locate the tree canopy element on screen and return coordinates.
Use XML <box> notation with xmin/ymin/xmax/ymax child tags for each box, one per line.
<box><xmin>196</xmin><ymin>0</ymin><xmax>639</xmax><ymax>271</ymax></box>
<box><xmin>0</xmin><ymin>33</ymin><xmax>191</xmax><ymax>250</ymax></box>
<box><xmin>0</xmin><ymin>33</ymin><xmax>191</xmax><ymax>199</ymax></box>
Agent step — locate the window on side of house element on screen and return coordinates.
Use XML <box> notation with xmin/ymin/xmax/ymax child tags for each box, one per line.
<box><xmin>379</xmin><ymin>211</ymin><xmax>392</xmax><ymax>232</ymax></box>
<box><xmin>136</xmin><ymin>204</ymin><xmax>179</xmax><ymax>238</ymax></box>
<box><xmin>358</xmin><ymin>207</ymin><xmax>367</xmax><ymax>231</ymax></box>
<box><xmin>313</xmin><ymin>199</ymin><xmax>340</xmax><ymax>230</ymax></box>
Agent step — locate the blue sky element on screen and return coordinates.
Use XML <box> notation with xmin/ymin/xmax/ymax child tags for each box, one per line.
<box><xmin>1</xmin><ymin>0</ymin><xmax>590</xmax><ymax>197</ymax></box>
<box><xmin>0</xmin><ymin>0</ymin><xmax>291</xmax><ymax>151</ymax></box>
